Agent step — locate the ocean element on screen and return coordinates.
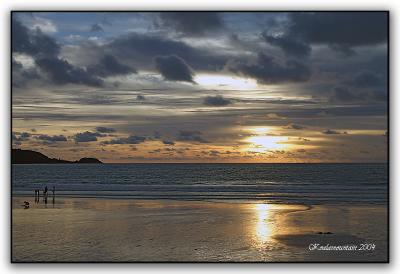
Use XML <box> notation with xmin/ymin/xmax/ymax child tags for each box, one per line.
<box><xmin>12</xmin><ymin>163</ymin><xmax>388</xmax><ymax>205</ymax></box>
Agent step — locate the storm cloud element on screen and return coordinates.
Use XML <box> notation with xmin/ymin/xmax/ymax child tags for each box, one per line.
<box><xmin>35</xmin><ymin>57</ymin><xmax>104</xmax><ymax>87</ymax></box>
<box><xmin>229</xmin><ymin>53</ymin><xmax>311</xmax><ymax>84</ymax></box>
<box><xmin>262</xmin><ymin>33</ymin><xmax>311</xmax><ymax>57</ymax></box>
<box><xmin>73</xmin><ymin>131</ymin><xmax>105</xmax><ymax>143</ymax></box>
<box><xmin>36</xmin><ymin>134</ymin><xmax>67</xmax><ymax>142</ymax></box>
<box><xmin>87</xmin><ymin>54</ymin><xmax>137</xmax><ymax>77</ymax></box>
<box><xmin>103</xmin><ymin>134</ymin><xmax>147</xmax><ymax>145</ymax></box>
<box><xmin>176</xmin><ymin>130</ymin><xmax>209</xmax><ymax>143</ymax></box>
<box><xmin>96</xmin><ymin>127</ymin><xmax>116</xmax><ymax>133</ymax></box>
<box><xmin>155</xmin><ymin>55</ymin><xmax>195</xmax><ymax>83</ymax></box>
<box><xmin>158</xmin><ymin>12</ymin><xmax>224</xmax><ymax>36</ymax></box>
<box><xmin>203</xmin><ymin>95</ymin><xmax>232</xmax><ymax>106</ymax></box>
<box><xmin>287</xmin><ymin>12</ymin><xmax>388</xmax><ymax>53</ymax></box>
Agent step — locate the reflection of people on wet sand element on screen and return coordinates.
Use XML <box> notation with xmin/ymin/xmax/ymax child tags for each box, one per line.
<box><xmin>52</xmin><ymin>186</ymin><xmax>55</xmax><ymax>205</ymax></box>
<box><xmin>43</xmin><ymin>186</ymin><xmax>48</xmax><ymax>204</ymax></box>
<box><xmin>34</xmin><ymin>189</ymin><xmax>40</xmax><ymax>203</ymax></box>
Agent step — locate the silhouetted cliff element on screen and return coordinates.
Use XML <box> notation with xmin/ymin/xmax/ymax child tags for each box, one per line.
<box><xmin>12</xmin><ymin>149</ymin><xmax>102</xmax><ymax>164</ymax></box>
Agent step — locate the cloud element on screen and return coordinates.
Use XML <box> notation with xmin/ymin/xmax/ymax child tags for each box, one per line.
<box><xmin>87</xmin><ymin>54</ymin><xmax>137</xmax><ymax>77</ymax></box>
<box><xmin>158</xmin><ymin>12</ymin><xmax>224</xmax><ymax>36</ymax></box>
<box><xmin>162</xmin><ymin>140</ymin><xmax>175</xmax><ymax>145</ymax></box>
<box><xmin>176</xmin><ymin>130</ymin><xmax>209</xmax><ymax>143</ymax></box>
<box><xmin>108</xmin><ymin>32</ymin><xmax>227</xmax><ymax>71</ymax></box>
<box><xmin>287</xmin><ymin>12</ymin><xmax>387</xmax><ymax>53</ymax></box>
<box><xmin>262</xmin><ymin>33</ymin><xmax>311</xmax><ymax>57</ymax></box>
<box><xmin>228</xmin><ymin>53</ymin><xmax>311</xmax><ymax>84</ymax></box>
<box><xmin>73</xmin><ymin>131</ymin><xmax>104</xmax><ymax>142</ymax></box>
<box><xmin>103</xmin><ymin>134</ymin><xmax>147</xmax><ymax>144</ymax></box>
<box><xmin>284</xmin><ymin>123</ymin><xmax>306</xmax><ymax>130</ymax></box>
<box><xmin>330</xmin><ymin>86</ymin><xmax>361</xmax><ymax>103</ymax></box>
<box><xmin>154</xmin><ymin>55</ymin><xmax>195</xmax><ymax>83</ymax></box>
<box><xmin>35</xmin><ymin>57</ymin><xmax>103</xmax><ymax>87</ymax></box>
<box><xmin>12</xmin><ymin>132</ymin><xmax>31</xmax><ymax>142</ymax></box>
<box><xmin>266</xmin><ymin>113</ymin><xmax>286</xmax><ymax>119</ymax></box>
<box><xmin>203</xmin><ymin>95</ymin><xmax>232</xmax><ymax>106</ymax></box>
<box><xmin>36</xmin><ymin>134</ymin><xmax>67</xmax><ymax>142</ymax></box>
<box><xmin>348</xmin><ymin>72</ymin><xmax>384</xmax><ymax>88</ymax></box>
<box><xmin>12</xmin><ymin>58</ymin><xmax>41</xmax><ymax>88</ymax></box>
<box><xmin>136</xmin><ymin>95</ymin><xmax>146</xmax><ymax>101</ymax></box>
<box><xmin>12</xmin><ymin>18</ymin><xmax>60</xmax><ymax>57</ymax></box>
<box><xmin>90</xmin><ymin>23</ymin><xmax>104</xmax><ymax>32</ymax></box>
<box><xmin>322</xmin><ymin>129</ymin><xmax>346</xmax><ymax>135</ymax></box>
<box><xmin>12</xmin><ymin>18</ymin><xmax>105</xmax><ymax>87</ymax></box>
<box><xmin>96</xmin><ymin>127</ymin><xmax>116</xmax><ymax>133</ymax></box>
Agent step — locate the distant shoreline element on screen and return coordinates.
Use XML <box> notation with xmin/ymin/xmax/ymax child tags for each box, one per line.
<box><xmin>12</xmin><ymin>148</ymin><xmax>102</xmax><ymax>164</ymax></box>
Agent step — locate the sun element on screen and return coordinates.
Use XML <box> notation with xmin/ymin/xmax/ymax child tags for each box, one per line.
<box><xmin>246</xmin><ymin>136</ymin><xmax>287</xmax><ymax>152</ymax></box>
<box><xmin>243</xmin><ymin>126</ymin><xmax>288</xmax><ymax>152</ymax></box>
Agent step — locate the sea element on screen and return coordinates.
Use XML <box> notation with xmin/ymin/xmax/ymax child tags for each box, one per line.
<box><xmin>12</xmin><ymin>163</ymin><xmax>388</xmax><ymax>205</ymax></box>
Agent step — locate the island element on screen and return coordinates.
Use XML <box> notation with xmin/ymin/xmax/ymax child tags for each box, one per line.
<box><xmin>12</xmin><ymin>149</ymin><xmax>103</xmax><ymax>164</ymax></box>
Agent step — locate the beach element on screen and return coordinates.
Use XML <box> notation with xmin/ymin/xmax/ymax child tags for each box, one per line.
<box><xmin>12</xmin><ymin>197</ymin><xmax>388</xmax><ymax>262</ymax></box>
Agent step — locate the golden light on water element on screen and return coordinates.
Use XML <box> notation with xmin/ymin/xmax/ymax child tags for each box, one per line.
<box><xmin>254</xmin><ymin>203</ymin><xmax>273</xmax><ymax>243</ymax></box>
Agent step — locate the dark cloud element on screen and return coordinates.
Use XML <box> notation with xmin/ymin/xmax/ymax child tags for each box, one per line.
<box><xmin>103</xmin><ymin>134</ymin><xmax>147</xmax><ymax>145</ymax></box>
<box><xmin>12</xmin><ymin>58</ymin><xmax>41</xmax><ymax>88</ymax></box>
<box><xmin>96</xmin><ymin>127</ymin><xmax>116</xmax><ymax>133</ymax></box>
<box><xmin>36</xmin><ymin>134</ymin><xmax>67</xmax><ymax>142</ymax></box>
<box><xmin>90</xmin><ymin>23</ymin><xmax>104</xmax><ymax>32</ymax></box>
<box><xmin>228</xmin><ymin>53</ymin><xmax>311</xmax><ymax>84</ymax></box>
<box><xmin>13</xmin><ymin>132</ymin><xmax>31</xmax><ymax>142</ymax></box>
<box><xmin>136</xmin><ymin>95</ymin><xmax>146</xmax><ymax>101</ymax></box>
<box><xmin>12</xmin><ymin>18</ymin><xmax>108</xmax><ymax>88</ymax></box>
<box><xmin>162</xmin><ymin>140</ymin><xmax>175</xmax><ymax>145</ymax></box>
<box><xmin>158</xmin><ymin>12</ymin><xmax>224</xmax><ymax>36</ymax></box>
<box><xmin>108</xmin><ymin>33</ymin><xmax>227</xmax><ymax>71</ymax></box>
<box><xmin>155</xmin><ymin>55</ymin><xmax>195</xmax><ymax>83</ymax></box>
<box><xmin>87</xmin><ymin>54</ymin><xmax>137</xmax><ymax>77</ymax></box>
<box><xmin>322</xmin><ymin>129</ymin><xmax>346</xmax><ymax>135</ymax></box>
<box><xmin>284</xmin><ymin>123</ymin><xmax>306</xmax><ymax>130</ymax></box>
<box><xmin>262</xmin><ymin>33</ymin><xmax>311</xmax><ymax>57</ymax></box>
<box><xmin>35</xmin><ymin>57</ymin><xmax>103</xmax><ymax>87</ymax></box>
<box><xmin>12</xmin><ymin>18</ymin><xmax>60</xmax><ymax>57</ymax></box>
<box><xmin>330</xmin><ymin>86</ymin><xmax>361</xmax><ymax>103</ymax></box>
<box><xmin>369</xmin><ymin>90</ymin><xmax>387</xmax><ymax>102</ymax></box>
<box><xmin>349</xmin><ymin>72</ymin><xmax>384</xmax><ymax>88</ymax></box>
<box><xmin>73</xmin><ymin>131</ymin><xmax>104</xmax><ymax>142</ymax></box>
<box><xmin>287</xmin><ymin>12</ymin><xmax>387</xmax><ymax>52</ymax></box>
<box><xmin>203</xmin><ymin>95</ymin><xmax>232</xmax><ymax>106</ymax></box>
<box><xmin>176</xmin><ymin>130</ymin><xmax>209</xmax><ymax>143</ymax></box>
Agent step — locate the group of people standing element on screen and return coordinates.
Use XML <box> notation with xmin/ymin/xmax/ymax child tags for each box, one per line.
<box><xmin>34</xmin><ymin>186</ymin><xmax>55</xmax><ymax>204</ymax></box>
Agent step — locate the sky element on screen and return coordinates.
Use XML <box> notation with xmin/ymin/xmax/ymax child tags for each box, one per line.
<box><xmin>11</xmin><ymin>12</ymin><xmax>388</xmax><ymax>163</ymax></box>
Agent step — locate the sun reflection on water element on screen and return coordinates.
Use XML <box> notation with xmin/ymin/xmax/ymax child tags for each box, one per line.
<box><xmin>254</xmin><ymin>203</ymin><xmax>273</xmax><ymax>244</ymax></box>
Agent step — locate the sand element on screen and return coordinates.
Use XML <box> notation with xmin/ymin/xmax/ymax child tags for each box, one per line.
<box><xmin>12</xmin><ymin>197</ymin><xmax>388</xmax><ymax>262</ymax></box>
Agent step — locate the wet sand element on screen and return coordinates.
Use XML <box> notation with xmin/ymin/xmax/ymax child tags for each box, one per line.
<box><xmin>12</xmin><ymin>197</ymin><xmax>388</xmax><ymax>262</ymax></box>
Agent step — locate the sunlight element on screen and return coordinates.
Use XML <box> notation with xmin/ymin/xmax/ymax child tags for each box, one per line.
<box><xmin>255</xmin><ymin>203</ymin><xmax>272</xmax><ymax>243</ymax></box>
<box><xmin>194</xmin><ymin>74</ymin><xmax>257</xmax><ymax>90</ymax></box>
<box><xmin>246</xmin><ymin>136</ymin><xmax>287</xmax><ymax>152</ymax></box>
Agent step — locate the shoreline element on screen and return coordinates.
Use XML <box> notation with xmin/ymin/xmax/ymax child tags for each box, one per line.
<box><xmin>11</xmin><ymin>193</ymin><xmax>388</xmax><ymax>206</ymax></box>
<box><xmin>12</xmin><ymin>197</ymin><xmax>388</xmax><ymax>262</ymax></box>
